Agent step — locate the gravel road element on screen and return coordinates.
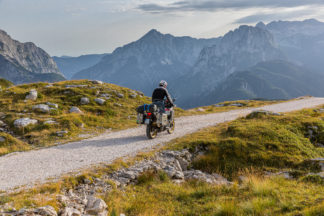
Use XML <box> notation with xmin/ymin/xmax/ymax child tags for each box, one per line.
<box><xmin>1</xmin><ymin>97</ymin><xmax>324</xmax><ymax>191</ymax></box>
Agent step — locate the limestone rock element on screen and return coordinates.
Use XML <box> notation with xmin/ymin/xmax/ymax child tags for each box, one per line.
<box><xmin>85</xmin><ymin>196</ymin><xmax>108</xmax><ymax>215</ymax></box>
<box><xmin>14</xmin><ymin>118</ymin><xmax>37</xmax><ymax>128</ymax></box>
<box><xmin>197</xmin><ymin>108</ymin><xmax>205</xmax><ymax>112</ymax></box>
<box><xmin>60</xmin><ymin>207</ymin><xmax>81</xmax><ymax>216</ymax></box>
<box><xmin>70</xmin><ymin>107</ymin><xmax>83</xmax><ymax>114</ymax></box>
<box><xmin>25</xmin><ymin>89</ymin><xmax>38</xmax><ymax>100</ymax></box>
<box><xmin>57</xmin><ymin>131</ymin><xmax>68</xmax><ymax>137</ymax></box>
<box><xmin>32</xmin><ymin>104</ymin><xmax>50</xmax><ymax>113</ymax></box>
<box><xmin>91</xmin><ymin>80</ymin><xmax>103</xmax><ymax>85</ymax></box>
<box><xmin>80</xmin><ymin>97</ymin><xmax>90</xmax><ymax>105</ymax></box>
<box><xmin>129</xmin><ymin>94</ymin><xmax>137</xmax><ymax>99</ymax></box>
<box><xmin>35</xmin><ymin>206</ymin><xmax>57</xmax><ymax>216</ymax></box>
<box><xmin>0</xmin><ymin>136</ymin><xmax>5</xmax><ymax>142</ymax></box>
<box><xmin>94</xmin><ymin>98</ymin><xmax>105</xmax><ymax>105</ymax></box>
<box><xmin>116</xmin><ymin>93</ymin><xmax>124</xmax><ymax>98</ymax></box>
<box><xmin>46</xmin><ymin>102</ymin><xmax>58</xmax><ymax>108</ymax></box>
<box><xmin>44</xmin><ymin>120</ymin><xmax>57</xmax><ymax>125</ymax></box>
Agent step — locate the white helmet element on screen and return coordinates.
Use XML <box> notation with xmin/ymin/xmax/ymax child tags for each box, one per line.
<box><xmin>159</xmin><ymin>80</ymin><xmax>168</xmax><ymax>88</ymax></box>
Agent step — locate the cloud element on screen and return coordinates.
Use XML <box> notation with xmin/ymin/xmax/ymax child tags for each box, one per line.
<box><xmin>234</xmin><ymin>8</ymin><xmax>318</xmax><ymax>24</ymax></box>
<box><xmin>137</xmin><ymin>0</ymin><xmax>324</xmax><ymax>13</ymax></box>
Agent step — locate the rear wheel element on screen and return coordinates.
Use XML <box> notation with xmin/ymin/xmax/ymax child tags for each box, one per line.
<box><xmin>167</xmin><ymin>120</ymin><xmax>175</xmax><ymax>134</ymax></box>
<box><xmin>146</xmin><ymin>124</ymin><xmax>158</xmax><ymax>139</ymax></box>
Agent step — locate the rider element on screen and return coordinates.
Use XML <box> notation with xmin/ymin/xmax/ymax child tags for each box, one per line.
<box><xmin>152</xmin><ymin>80</ymin><xmax>174</xmax><ymax>113</ymax></box>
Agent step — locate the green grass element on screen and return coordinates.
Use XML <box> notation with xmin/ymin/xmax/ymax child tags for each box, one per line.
<box><xmin>168</xmin><ymin>106</ymin><xmax>324</xmax><ymax>179</ymax></box>
<box><xmin>0</xmin><ymin>79</ymin><xmax>151</xmax><ymax>155</ymax></box>
<box><xmin>104</xmin><ymin>174</ymin><xmax>324</xmax><ymax>216</ymax></box>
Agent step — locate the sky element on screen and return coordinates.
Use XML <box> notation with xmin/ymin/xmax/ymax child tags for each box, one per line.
<box><xmin>1</xmin><ymin>0</ymin><xmax>324</xmax><ymax>56</ymax></box>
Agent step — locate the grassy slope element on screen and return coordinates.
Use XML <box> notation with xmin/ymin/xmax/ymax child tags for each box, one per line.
<box><xmin>101</xmin><ymin>106</ymin><xmax>324</xmax><ymax>216</ymax></box>
<box><xmin>2</xmin><ymin>104</ymin><xmax>324</xmax><ymax>215</ymax></box>
<box><xmin>0</xmin><ymin>80</ymin><xmax>151</xmax><ymax>155</ymax></box>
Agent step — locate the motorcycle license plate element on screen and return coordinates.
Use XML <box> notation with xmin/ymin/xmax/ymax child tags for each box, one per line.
<box><xmin>144</xmin><ymin>119</ymin><xmax>150</xmax><ymax>125</ymax></box>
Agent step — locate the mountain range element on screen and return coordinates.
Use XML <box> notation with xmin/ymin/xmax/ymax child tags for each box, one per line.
<box><xmin>68</xmin><ymin>19</ymin><xmax>324</xmax><ymax>108</ymax></box>
<box><xmin>2</xmin><ymin>19</ymin><xmax>324</xmax><ymax>108</ymax></box>
<box><xmin>53</xmin><ymin>54</ymin><xmax>108</xmax><ymax>79</ymax></box>
<box><xmin>71</xmin><ymin>29</ymin><xmax>220</xmax><ymax>94</ymax></box>
<box><xmin>0</xmin><ymin>30</ymin><xmax>65</xmax><ymax>84</ymax></box>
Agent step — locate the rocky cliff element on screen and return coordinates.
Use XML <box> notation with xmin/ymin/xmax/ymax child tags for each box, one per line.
<box><xmin>0</xmin><ymin>29</ymin><xmax>65</xmax><ymax>83</ymax></box>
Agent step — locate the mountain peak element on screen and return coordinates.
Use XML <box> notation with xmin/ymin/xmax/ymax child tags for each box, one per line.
<box><xmin>140</xmin><ymin>29</ymin><xmax>164</xmax><ymax>40</ymax></box>
<box><xmin>256</xmin><ymin>21</ymin><xmax>266</xmax><ymax>29</ymax></box>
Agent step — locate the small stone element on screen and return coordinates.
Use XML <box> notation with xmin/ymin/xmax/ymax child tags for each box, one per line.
<box><xmin>130</xmin><ymin>94</ymin><xmax>137</xmax><ymax>99</ymax></box>
<box><xmin>85</xmin><ymin>196</ymin><xmax>108</xmax><ymax>215</ymax></box>
<box><xmin>56</xmin><ymin>195</ymin><xmax>69</xmax><ymax>205</ymax></box>
<box><xmin>60</xmin><ymin>207</ymin><xmax>81</xmax><ymax>216</ymax></box>
<box><xmin>70</xmin><ymin>107</ymin><xmax>83</xmax><ymax>114</ymax></box>
<box><xmin>0</xmin><ymin>136</ymin><xmax>6</xmax><ymax>142</ymax></box>
<box><xmin>114</xmin><ymin>103</ymin><xmax>122</xmax><ymax>107</ymax></box>
<box><xmin>94</xmin><ymin>98</ymin><xmax>106</xmax><ymax>105</ymax></box>
<box><xmin>80</xmin><ymin>97</ymin><xmax>90</xmax><ymax>105</ymax></box>
<box><xmin>46</xmin><ymin>102</ymin><xmax>58</xmax><ymax>108</ymax></box>
<box><xmin>44</xmin><ymin>120</ymin><xmax>57</xmax><ymax>125</ymax></box>
<box><xmin>65</xmin><ymin>85</ymin><xmax>88</xmax><ymax>88</ymax></box>
<box><xmin>32</xmin><ymin>104</ymin><xmax>50</xmax><ymax>113</ymax></box>
<box><xmin>116</xmin><ymin>93</ymin><xmax>124</xmax><ymax>98</ymax></box>
<box><xmin>25</xmin><ymin>89</ymin><xmax>38</xmax><ymax>100</ymax></box>
<box><xmin>45</xmin><ymin>84</ymin><xmax>53</xmax><ymax>88</ymax></box>
<box><xmin>56</xmin><ymin>130</ymin><xmax>68</xmax><ymax>137</ymax></box>
<box><xmin>35</xmin><ymin>206</ymin><xmax>57</xmax><ymax>216</ymax></box>
<box><xmin>213</xmin><ymin>104</ymin><xmax>225</xmax><ymax>107</ymax></box>
<box><xmin>197</xmin><ymin>108</ymin><xmax>205</xmax><ymax>112</ymax></box>
<box><xmin>14</xmin><ymin>118</ymin><xmax>38</xmax><ymax>128</ymax></box>
<box><xmin>91</xmin><ymin>80</ymin><xmax>103</xmax><ymax>85</ymax></box>
<box><xmin>0</xmin><ymin>120</ymin><xmax>6</xmax><ymax>127</ymax></box>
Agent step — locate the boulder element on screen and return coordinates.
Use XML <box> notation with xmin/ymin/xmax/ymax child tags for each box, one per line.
<box><xmin>25</xmin><ymin>89</ymin><xmax>38</xmax><ymax>100</ymax></box>
<box><xmin>80</xmin><ymin>97</ymin><xmax>90</xmax><ymax>105</ymax></box>
<box><xmin>32</xmin><ymin>104</ymin><xmax>50</xmax><ymax>113</ymax></box>
<box><xmin>70</xmin><ymin>107</ymin><xmax>83</xmax><ymax>114</ymax></box>
<box><xmin>0</xmin><ymin>136</ymin><xmax>6</xmax><ymax>142</ymax></box>
<box><xmin>116</xmin><ymin>93</ymin><xmax>124</xmax><ymax>98</ymax></box>
<box><xmin>14</xmin><ymin>118</ymin><xmax>38</xmax><ymax>128</ymax></box>
<box><xmin>85</xmin><ymin>196</ymin><xmax>108</xmax><ymax>216</ymax></box>
<box><xmin>94</xmin><ymin>98</ymin><xmax>105</xmax><ymax>105</ymax></box>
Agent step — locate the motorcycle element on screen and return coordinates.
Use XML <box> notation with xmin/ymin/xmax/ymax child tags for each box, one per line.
<box><xmin>136</xmin><ymin>99</ymin><xmax>176</xmax><ymax>139</ymax></box>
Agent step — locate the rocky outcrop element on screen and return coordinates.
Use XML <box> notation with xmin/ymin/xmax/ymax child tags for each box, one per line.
<box><xmin>0</xmin><ymin>29</ymin><xmax>65</xmax><ymax>84</ymax></box>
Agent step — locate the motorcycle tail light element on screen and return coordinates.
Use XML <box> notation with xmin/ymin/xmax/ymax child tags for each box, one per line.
<box><xmin>147</xmin><ymin>112</ymin><xmax>152</xmax><ymax>116</ymax></box>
